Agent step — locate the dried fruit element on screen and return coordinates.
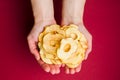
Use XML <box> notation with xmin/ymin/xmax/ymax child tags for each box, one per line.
<box><xmin>43</xmin><ymin>33</ymin><xmax>63</xmax><ymax>54</ymax></box>
<box><xmin>57</xmin><ymin>38</ymin><xmax>78</xmax><ymax>60</ymax></box>
<box><xmin>38</xmin><ymin>24</ymin><xmax>88</xmax><ymax>68</ymax></box>
<box><xmin>65</xmin><ymin>26</ymin><xmax>82</xmax><ymax>41</ymax></box>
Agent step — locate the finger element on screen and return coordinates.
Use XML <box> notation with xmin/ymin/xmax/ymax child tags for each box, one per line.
<box><xmin>28</xmin><ymin>39</ymin><xmax>37</xmax><ymax>54</ymax></box>
<box><xmin>56</xmin><ymin>64</ymin><xmax>61</xmax><ymax>68</ymax></box>
<box><xmin>58</xmin><ymin>64</ymin><xmax>62</xmax><ymax>67</ymax></box>
<box><xmin>85</xmin><ymin>48</ymin><xmax>91</xmax><ymax>60</ymax></box>
<box><xmin>62</xmin><ymin>64</ymin><xmax>65</xmax><ymax>67</ymax></box>
<box><xmin>33</xmin><ymin>49</ymin><xmax>40</xmax><ymax>60</ymax></box>
<box><xmin>69</xmin><ymin>68</ymin><xmax>75</xmax><ymax>74</ymax></box>
<box><xmin>28</xmin><ymin>39</ymin><xmax>40</xmax><ymax>60</ymax></box>
<box><xmin>41</xmin><ymin>63</ymin><xmax>50</xmax><ymax>73</ymax></box>
<box><xmin>75</xmin><ymin>64</ymin><xmax>82</xmax><ymax>73</ymax></box>
<box><xmin>85</xmin><ymin>38</ymin><xmax>92</xmax><ymax>60</ymax></box>
<box><xmin>65</xmin><ymin>66</ymin><xmax>70</xmax><ymax>74</ymax></box>
<box><xmin>54</xmin><ymin>65</ymin><xmax>60</xmax><ymax>74</ymax></box>
<box><xmin>38</xmin><ymin>59</ymin><xmax>44</xmax><ymax>65</ymax></box>
<box><xmin>78</xmin><ymin>25</ymin><xmax>92</xmax><ymax>60</ymax></box>
<box><xmin>50</xmin><ymin>65</ymin><xmax>56</xmax><ymax>75</ymax></box>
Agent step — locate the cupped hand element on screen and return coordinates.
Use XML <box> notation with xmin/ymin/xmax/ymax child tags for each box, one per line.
<box><xmin>27</xmin><ymin>20</ymin><xmax>61</xmax><ymax>75</ymax></box>
<box><xmin>63</xmin><ymin>23</ymin><xmax>92</xmax><ymax>74</ymax></box>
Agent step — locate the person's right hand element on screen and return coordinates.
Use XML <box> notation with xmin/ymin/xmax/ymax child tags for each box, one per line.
<box><xmin>63</xmin><ymin>23</ymin><xmax>92</xmax><ymax>74</ymax></box>
<box><xmin>27</xmin><ymin>20</ymin><xmax>61</xmax><ymax>75</ymax></box>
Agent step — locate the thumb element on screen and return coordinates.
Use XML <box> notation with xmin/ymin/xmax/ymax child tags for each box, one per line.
<box><xmin>84</xmin><ymin>41</ymin><xmax>92</xmax><ymax>60</ymax></box>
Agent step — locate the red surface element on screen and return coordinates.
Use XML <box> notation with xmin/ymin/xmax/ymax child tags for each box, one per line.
<box><xmin>0</xmin><ymin>0</ymin><xmax>120</xmax><ymax>80</ymax></box>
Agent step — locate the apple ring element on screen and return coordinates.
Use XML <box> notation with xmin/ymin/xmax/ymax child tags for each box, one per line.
<box><xmin>44</xmin><ymin>24</ymin><xmax>65</xmax><ymax>36</ymax></box>
<box><xmin>65</xmin><ymin>26</ymin><xmax>82</xmax><ymax>41</ymax></box>
<box><xmin>57</xmin><ymin>38</ymin><xmax>78</xmax><ymax>60</ymax></box>
<box><xmin>43</xmin><ymin>33</ymin><xmax>64</xmax><ymax>54</ymax></box>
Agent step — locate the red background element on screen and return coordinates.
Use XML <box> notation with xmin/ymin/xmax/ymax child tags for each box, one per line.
<box><xmin>0</xmin><ymin>0</ymin><xmax>120</xmax><ymax>80</ymax></box>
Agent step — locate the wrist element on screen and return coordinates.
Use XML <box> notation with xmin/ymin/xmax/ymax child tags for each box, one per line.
<box><xmin>62</xmin><ymin>6</ymin><xmax>84</xmax><ymax>25</ymax></box>
<box><xmin>31</xmin><ymin>0</ymin><xmax>55</xmax><ymax>24</ymax></box>
<box><xmin>61</xmin><ymin>16</ymin><xmax>83</xmax><ymax>26</ymax></box>
<box><xmin>33</xmin><ymin>9</ymin><xmax>55</xmax><ymax>24</ymax></box>
<box><xmin>62</xmin><ymin>0</ymin><xmax>86</xmax><ymax>25</ymax></box>
<box><xmin>34</xmin><ymin>18</ymin><xmax>56</xmax><ymax>27</ymax></box>
<box><xmin>34</xmin><ymin>16</ymin><xmax>55</xmax><ymax>24</ymax></box>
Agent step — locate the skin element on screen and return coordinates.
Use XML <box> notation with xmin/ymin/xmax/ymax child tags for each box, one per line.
<box><xmin>27</xmin><ymin>0</ymin><xmax>60</xmax><ymax>75</ymax></box>
<box><xmin>27</xmin><ymin>0</ymin><xmax>92</xmax><ymax>75</ymax></box>
<box><xmin>62</xmin><ymin>0</ymin><xmax>92</xmax><ymax>74</ymax></box>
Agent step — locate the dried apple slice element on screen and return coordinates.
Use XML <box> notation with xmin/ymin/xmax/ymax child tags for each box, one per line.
<box><xmin>65</xmin><ymin>27</ymin><xmax>82</xmax><ymax>41</ymax></box>
<box><xmin>66</xmin><ymin>63</ymin><xmax>79</xmax><ymax>68</ymax></box>
<box><xmin>43</xmin><ymin>33</ymin><xmax>64</xmax><ymax>54</ymax></box>
<box><xmin>63</xmin><ymin>42</ymin><xmax>85</xmax><ymax>65</ymax></box>
<box><xmin>44</xmin><ymin>24</ymin><xmax>65</xmax><ymax>36</ymax></box>
<box><xmin>61</xmin><ymin>25</ymin><xmax>69</xmax><ymax>31</ymax></box>
<box><xmin>38</xmin><ymin>24</ymin><xmax>88</xmax><ymax>67</ymax></box>
<box><xmin>80</xmin><ymin>35</ymin><xmax>88</xmax><ymax>49</ymax></box>
<box><xmin>69</xmin><ymin>24</ymin><xmax>79</xmax><ymax>29</ymax></box>
<box><xmin>51</xmin><ymin>59</ymin><xmax>62</xmax><ymax>64</ymax></box>
<box><xmin>57</xmin><ymin>38</ymin><xmax>78</xmax><ymax>60</ymax></box>
<box><xmin>40</xmin><ymin>50</ymin><xmax>52</xmax><ymax>64</ymax></box>
<box><xmin>38</xmin><ymin>32</ymin><xmax>44</xmax><ymax>49</ymax></box>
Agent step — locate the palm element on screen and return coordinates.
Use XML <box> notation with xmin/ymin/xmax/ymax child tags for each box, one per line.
<box><xmin>27</xmin><ymin>21</ymin><xmax>61</xmax><ymax>75</ymax></box>
<box><xmin>65</xmin><ymin>24</ymin><xmax>92</xmax><ymax>74</ymax></box>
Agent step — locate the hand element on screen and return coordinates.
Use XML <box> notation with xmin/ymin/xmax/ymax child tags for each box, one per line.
<box><xmin>62</xmin><ymin>23</ymin><xmax>92</xmax><ymax>74</ymax></box>
<box><xmin>27</xmin><ymin>20</ymin><xmax>61</xmax><ymax>75</ymax></box>
<box><xmin>78</xmin><ymin>24</ymin><xmax>92</xmax><ymax>60</ymax></box>
<box><xmin>61</xmin><ymin>0</ymin><xmax>92</xmax><ymax>74</ymax></box>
